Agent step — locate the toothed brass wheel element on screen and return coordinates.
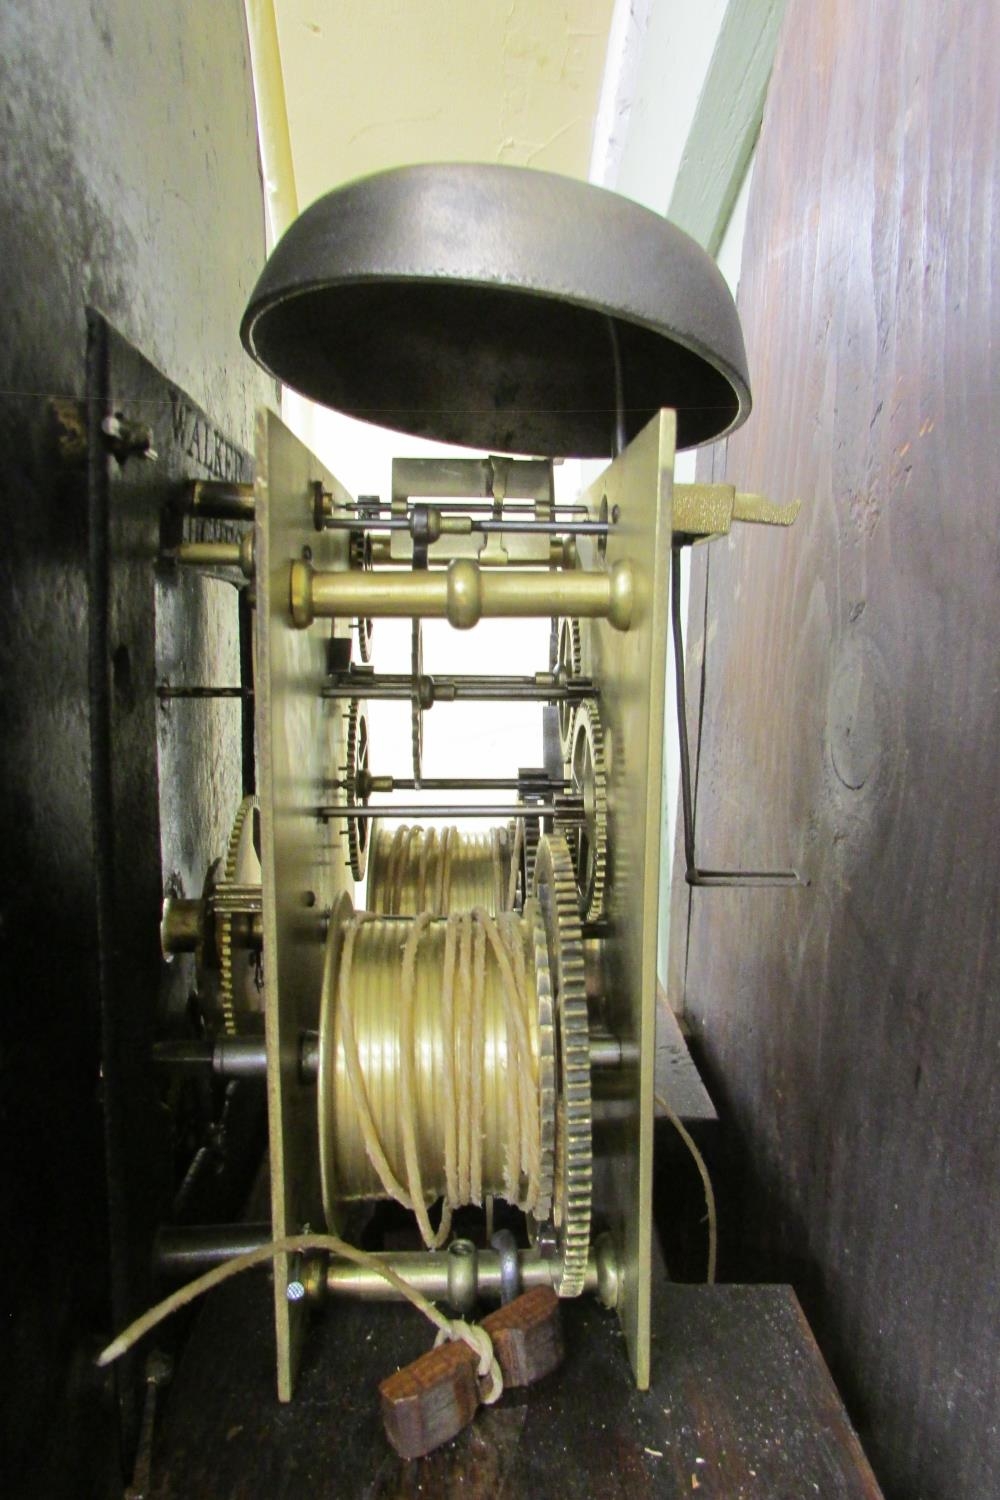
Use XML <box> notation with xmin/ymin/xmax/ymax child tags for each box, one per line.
<box><xmin>215</xmin><ymin>796</ymin><xmax>263</xmax><ymax>1037</ymax></box>
<box><xmin>345</xmin><ymin>699</ymin><xmax>371</xmax><ymax>881</ymax></box>
<box><xmin>557</xmin><ymin>617</ymin><xmax>582</xmax><ymax>761</ymax></box>
<box><xmin>529</xmin><ymin>894</ymin><xmax>556</xmax><ymax>1224</ymax></box>
<box><xmin>533</xmin><ymin>832</ymin><xmax>592</xmax><ymax>1296</ymax></box>
<box><xmin>518</xmin><ymin>806</ymin><xmax>542</xmax><ymax>909</ymax></box>
<box><xmin>349</xmin><ymin>530</ymin><xmax>374</xmax><ymax>662</ymax></box>
<box><xmin>564</xmin><ymin>701</ymin><xmax>609</xmax><ymax>922</ymax></box>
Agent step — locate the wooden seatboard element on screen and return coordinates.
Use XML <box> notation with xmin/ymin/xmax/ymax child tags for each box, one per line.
<box><xmin>151</xmin><ymin>1277</ymin><xmax>881</xmax><ymax>1498</ymax></box>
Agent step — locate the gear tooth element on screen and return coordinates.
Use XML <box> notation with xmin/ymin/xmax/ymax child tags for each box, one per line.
<box><xmin>558</xmin><ymin>700</ymin><xmax>609</xmax><ymax>923</ymax></box>
<box><xmin>515</xmin><ymin>808</ymin><xmax>542</xmax><ymax>908</ymax></box>
<box><xmin>531</xmin><ymin>898</ymin><xmax>557</xmax><ymax>1223</ymax></box>
<box><xmin>570</xmin><ymin>620</ymin><xmax>582</xmax><ymax>675</ymax></box>
<box><xmin>219</xmin><ymin>919</ymin><xmax>235</xmax><ymax>1036</ymax></box>
<box><xmin>533</xmin><ymin>832</ymin><xmax>592</xmax><ymax>1297</ymax></box>
<box><xmin>557</xmin><ymin>618</ymin><xmax>584</xmax><ymax>762</ymax></box>
<box><xmin>217</xmin><ymin>796</ymin><xmax>260</xmax><ymax>1038</ymax></box>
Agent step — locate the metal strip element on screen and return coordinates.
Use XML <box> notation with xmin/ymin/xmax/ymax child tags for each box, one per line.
<box><xmin>580</xmin><ymin>409</ymin><xmax>676</xmax><ymax>1387</ymax></box>
<box><xmin>255</xmin><ymin>410</ymin><xmax>354</xmax><ymax>1399</ymax></box>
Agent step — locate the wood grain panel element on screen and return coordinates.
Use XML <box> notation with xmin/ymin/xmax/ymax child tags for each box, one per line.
<box><xmin>673</xmin><ymin>2</ymin><xmax>1000</xmax><ymax>1495</ymax></box>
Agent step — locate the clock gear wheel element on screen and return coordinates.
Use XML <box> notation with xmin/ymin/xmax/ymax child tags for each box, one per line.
<box><xmin>349</xmin><ymin>529</ymin><xmax>374</xmax><ymax>662</ymax></box>
<box><xmin>215</xmin><ymin>795</ymin><xmax>263</xmax><ymax>1038</ymax></box>
<box><xmin>517</xmin><ymin>805</ymin><xmax>542</xmax><ymax>909</ymax></box>
<box><xmin>533</xmin><ymin>832</ymin><xmax>592</xmax><ymax>1296</ymax></box>
<box><xmin>527</xmin><ymin>894</ymin><xmax>557</xmax><ymax>1224</ymax></box>
<box><xmin>563</xmin><ymin>700</ymin><xmax>609</xmax><ymax>922</ymax></box>
<box><xmin>556</xmin><ymin>617</ymin><xmax>583</xmax><ymax>761</ymax></box>
<box><xmin>345</xmin><ymin>698</ymin><xmax>371</xmax><ymax>881</ymax></box>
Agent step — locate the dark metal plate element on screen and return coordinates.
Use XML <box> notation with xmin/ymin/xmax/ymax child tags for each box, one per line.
<box><xmin>241</xmin><ymin>164</ymin><xmax>751</xmax><ymax>458</ymax></box>
<box><xmin>86</xmin><ymin>314</ymin><xmax>264</xmax><ymax>1460</ymax></box>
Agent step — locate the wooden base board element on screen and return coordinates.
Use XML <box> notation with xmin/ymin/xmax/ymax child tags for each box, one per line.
<box><xmin>149</xmin><ymin>1271</ymin><xmax>881</xmax><ymax>1498</ymax></box>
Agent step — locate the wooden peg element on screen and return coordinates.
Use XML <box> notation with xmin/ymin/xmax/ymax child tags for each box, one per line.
<box><xmin>379</xmin><ymin>1338</ymin><xmax>481</xmax><ymax>1460</ymax></box>
<box><xmin>481</xmin><ymin>1285</ymin><xmax>564</xmax><ymax>1387</ymax></box>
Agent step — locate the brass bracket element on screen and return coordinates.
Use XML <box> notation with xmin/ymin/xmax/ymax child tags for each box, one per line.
<box><xmin>673</xmin><ymin>482</ymin><xmax>800</xmax><ymax>541</ymax></box>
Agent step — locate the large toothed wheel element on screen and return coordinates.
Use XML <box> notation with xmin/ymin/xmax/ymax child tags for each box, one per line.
<box><xmin>533</xmin><ymin>832</ymin><xmax>592</xmax><ymax>1296</ymax></box>
<box><xmin>528</xmin><ymin>895</ymin><xmax>557</xmax><ymax>1225</ymax></box>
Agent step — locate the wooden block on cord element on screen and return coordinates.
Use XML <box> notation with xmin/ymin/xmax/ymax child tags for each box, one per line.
<box><xmin>481</xmin><ymin>1285</ymin><xmax>564</xmax><ymax>1387</ymax></box>
<box><xmin>379</xmin><ymin>1338</ymin><xmax>481</xmax><ymax>1460</ymax></box>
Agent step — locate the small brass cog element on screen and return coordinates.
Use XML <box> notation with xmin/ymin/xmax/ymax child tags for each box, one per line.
<box><xmin>517</xmin><ymin>806</ymin><xmax>542</xmax><ymax>908</ymax></box>
<box><xmin>556</xmin><ymin>618</ymin><xmax>583</xmax><ymax>761</ymax></box>
<box><xmin>216</xmin><ymin>795</ymin><xmax>263</xmax><ymax>1037</ymax></box>
<box><xmin>345</xmin><ymin>699</ymin><xmax>371</xmax><ymax>881</ymax></box>
<box><xmin>349</xmin><ymin>530</ymin><xmax>374</xmax><ymax>662</ymax></box>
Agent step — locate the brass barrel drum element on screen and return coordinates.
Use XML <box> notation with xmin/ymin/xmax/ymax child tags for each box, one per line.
<box><xmin>366</xmin><ymin>824</ymin><xmax>515</xmax><ymax>916</ymax></box>
<box><xmin>318</xmin><ymin>902</ymin><xmax>550</xmax><ymax>1214</ymax></box>
<box><xmin>318</xmin><ymin>832</ymin><xmax>591</xmax><ymax>1295</ymax></box>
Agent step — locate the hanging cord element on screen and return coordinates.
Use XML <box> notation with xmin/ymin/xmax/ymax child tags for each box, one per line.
<box><xmin>490</xmin><ymin>827</ymin><xmax>503</xmax><ymax>917</ymax></box>
<box><xmin>467</xmin><ymin>915</ymin><xmax>486</xmax><ymax>1204</ymax></box>
<box><xmin>416</xmin><ymin>824</ymin><xmax>434</xmax><ymax>912</ymax></box>
<box><xmin>384</xmin><ymin>824</ymin><xmax>411</xmax><ymax>914</ymax></box>
<box><xmin>435</xmin><ymin>828</ymin><xmax>455</xmax><ymax>914</ymax></box>
<box><xmin>334</xmin><ymin>909</ymin><xmax>540</xmax><ymax>1248</ymax></box>
<box><xmin>399</xmin><ymin>912</ymin><xmax>452</xmax><ymax>1247</ymax></box>
<box><xmin>95</xmin><ymin>1231</ymin><xmax>502</xmax><ymax>1404</ymax></box>
<box><xmin>655</xmin><ymin>1092</ymin><xmax>717</xmax><ymax>1284</ymax></box>
<box><xmin>484</xmin><ymin>907</ymin><xmax>541</xmax><ymax>1209</ymax></box>
<box><xmin>338</xmin><ymin>913</ymin><xmax>414</xmax><ymax>1208</ymax></box>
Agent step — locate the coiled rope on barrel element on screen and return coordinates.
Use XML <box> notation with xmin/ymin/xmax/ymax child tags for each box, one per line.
<box><xmin>335</xmin><ymin>907</ymin><xmax>541</xmax><ymax>1249</ymax></box>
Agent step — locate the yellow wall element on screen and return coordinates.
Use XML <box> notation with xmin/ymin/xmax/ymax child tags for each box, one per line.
<box><xmin>274</xmin><ymin>0</ymin><xmax>615</xmax><ymax>205</ymax></box>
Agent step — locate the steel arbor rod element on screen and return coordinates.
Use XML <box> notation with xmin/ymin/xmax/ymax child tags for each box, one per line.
<box><xmin>323</xmin><ymin>674</ymin><xmax>595</xmax><ymax>703</ymax></box>
<box><xmin>319</xmin><ymin>802</ymin><xmax>570</xmax><ymax>820</ymax></box>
